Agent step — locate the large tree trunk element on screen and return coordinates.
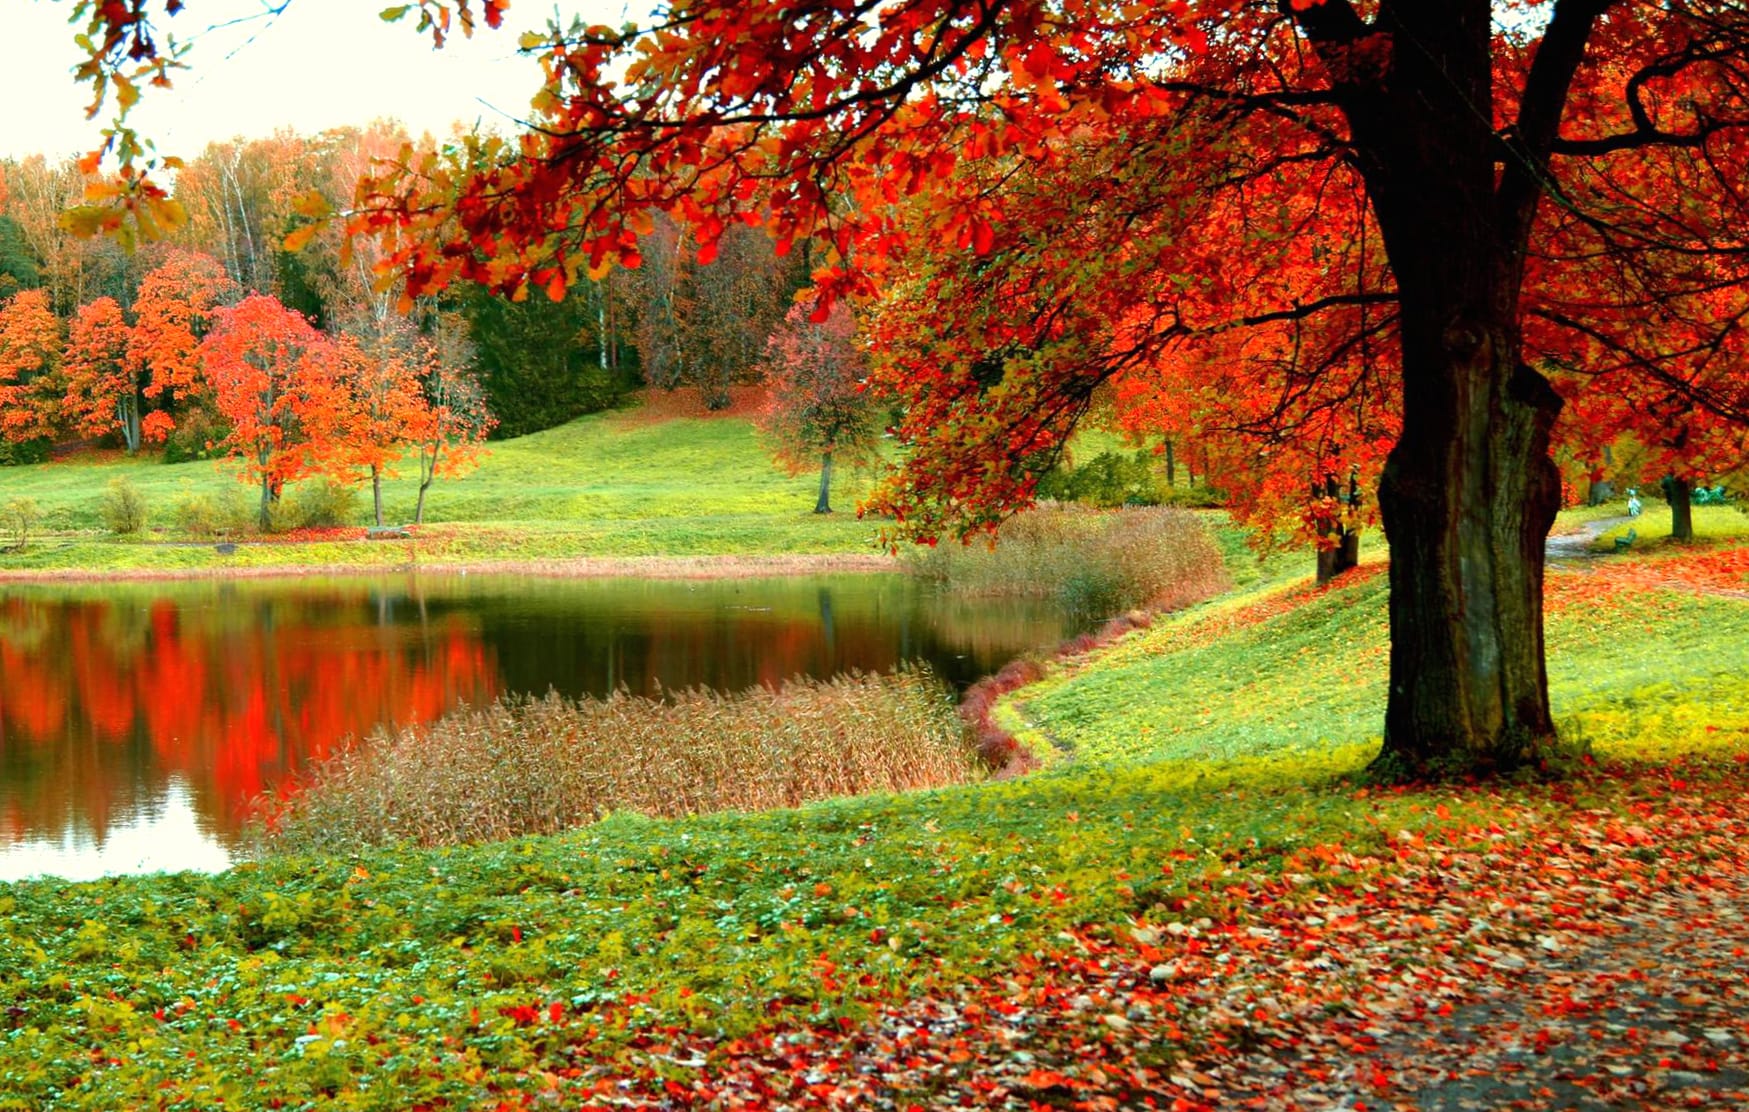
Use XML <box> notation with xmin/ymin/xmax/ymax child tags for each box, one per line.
<box><xmin>1375</xmin><ymin>338</ymin><xmax>1563</xmax><ymax>777</ymax></box>
<box><xmin>372</xmin><ymin>465</ymin><xmax>385</xmax><ymax>527</ymax></box>
<box><xmin>815</xmin><ymin>450</ymin><xmax>834</xmax><ymax>514</ymax></box>
<box><xmin>1303</xmin><ymin>0</ymin><xmax>1596</xmax><ymax>778</ymax></box>
<box><xmin>258</xmin><ymin>476</ymin><xmax>273</xmax><ymax>532</ymax></box>
<box><xmin>1668</xmin><ymin>475</ymin><xmax>1693</xmax><ymax>540</ymax></box>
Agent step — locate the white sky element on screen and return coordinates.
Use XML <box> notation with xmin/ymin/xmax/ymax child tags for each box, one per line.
<box><xmin>3</xmin><ymin>0</ymin><xmax>633</xmax><ymax>161</ymax></box>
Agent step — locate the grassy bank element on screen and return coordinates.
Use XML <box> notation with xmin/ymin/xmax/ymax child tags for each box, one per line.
<box><xmin>3</xmin><ymin>527</ymin><xmax>1747</xmax><ymax>1106</ymax></box>
<box><xmin>0</xmin><ymin>403</ymin><xmax>885</xmax><ymax>574</ymax></box>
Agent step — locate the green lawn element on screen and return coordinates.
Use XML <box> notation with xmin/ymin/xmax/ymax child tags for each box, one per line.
<box><xmin>3</xmin><ymin>526</ymin><xmax>1746</xmax><ymax>1106</ymax></box>
<box><xmin>0</xmin><ymin>407</ymin><xmax>888</xmax><ymax>572</ymax></box>
<box><xmin>1591</xmin><ymin>503</ymin><xmax>1749</xmax><ymax>549</ymax></box>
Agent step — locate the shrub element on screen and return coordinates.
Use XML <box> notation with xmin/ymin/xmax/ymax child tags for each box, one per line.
<box><xmin>158</xmin><ymin>409</ymin><xmax>225</xmax><ymax>464</ymax></box>
<box><xmin>1155</xmin><ymin>483</ymin><xmax>1227</xmax><ymax>509</ymax></box>
<box><xmin>99</xmin><ymin>477</ymin><xmax>148</xmax><ymax>534</ymax></box>
<box><xmin>0</xmin><ymin>437</ymin><xmax>50</xmax><ymax>466</ymax></box>
<box><xmin>253</xmin><ymin>668</ymin><xmax>976</xmax><ymax>854</ymax></box>
<box><xmin>270</xmin><ymin>479</ymin><xmax>360</xmax><ymax>531</ymax></box>
<box><xmin>171</xmin><ymin>481</ymin><xmax>255</xmax><ymax>537</ymax></box>
<box><xmin>906</xmin><ymin>504</ymin><xmax>1231</xmax><ymax>620</ymax></box>
<box><xmin>2</xmin><ymin>497</ymin><xmax>40</xmax><ymax>549</ymax></box>
<box><xmin>1037</xmin><ymin>449</ymin><xmax>1167</xmax><ymax>508</ymax></box>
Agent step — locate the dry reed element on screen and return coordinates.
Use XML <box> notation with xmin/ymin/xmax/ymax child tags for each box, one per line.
<box><xmin>254</xmin><ymin>668</ymin><xmax>975</xmax><ymax>853</ymax></box>
<box><xmin>907</xmin><ymin>504</ymin><xmax>1231</xmax><ymax>618</ymax></box>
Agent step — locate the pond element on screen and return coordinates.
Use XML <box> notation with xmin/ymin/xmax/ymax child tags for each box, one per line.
<box><xmin>0</xmin><ymin>573</ymin><xmax>1078</xmax><ymax>882</ymax></box>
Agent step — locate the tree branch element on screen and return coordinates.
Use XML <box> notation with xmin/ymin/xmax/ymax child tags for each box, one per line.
<box><xmin>1496</xmin><ymin>0</ymin><xmax>1610</xmax><ymax>259</ymax></box>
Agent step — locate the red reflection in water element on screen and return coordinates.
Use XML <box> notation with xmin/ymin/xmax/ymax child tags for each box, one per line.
<box><xmin>0</xmin><ymin>590</ymin><xmax>496</xmax><ymax>846</ymax></box>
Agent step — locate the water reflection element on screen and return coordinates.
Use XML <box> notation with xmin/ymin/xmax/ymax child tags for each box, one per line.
<box><xmin>0</xmin><ymin>574</ymin><xmax>1072</xmax><ymax>880</ymax></box>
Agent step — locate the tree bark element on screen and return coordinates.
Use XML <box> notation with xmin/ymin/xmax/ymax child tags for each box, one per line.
<box><xmin>815</xmin><ymin>450</ymin><xmax>834</xmax><ymax>514</ymax></box>
<box><xmin>1668</xmin><ymin>475</ymin><xmax>1693</xmax><ymax>541</ymax></box>
<box><xmin>258</xmin><ymin>475</ymin><xmax>273</xmax><ymax>532</ymax></box>
<box><xmin>1163</xmin><ymin>438</ymin><xmax>1176</xmax><ymax>487</ymax></box>
<box><xmin>119</xmin><ymin>395</ymin><xmax>141</xmax><ymax>454</ymax></box>
<box><xmin>1294</xmin><ymin>0</ymin><xmax>1599</xmax><ymax>778</ymax></box>
<box><xmin>1315</xmin><ymin>529</ymin><xmax>1362</xmax><ymax>584</ymax></box>
<box><xmin>372</xmin><ymin>465</ymin><xmax>385</xmax><ymax>527</ymax></box>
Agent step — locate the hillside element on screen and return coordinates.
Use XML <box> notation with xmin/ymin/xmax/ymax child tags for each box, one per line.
<box><xmin>0</xmin><ymin>399</ymin><xmax>887</xmax><ymax>574</ymax></box>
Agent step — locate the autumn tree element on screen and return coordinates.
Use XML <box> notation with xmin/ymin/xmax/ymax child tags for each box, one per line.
<box><xmin>129</xmin><ymin>249</ymin><xmax>239</xmax><ymax>446</ymax></box>
<box><xmin>865</xmin><ymin>125</ymin><xmax>1400</xmax><ymax>578</ymax></box>
<box><xmin>312</xmin><ymin>334</ymin><xmax>429</xmax><ymax>527</ymax></box>
<box><xmin>198</xmin><ymin>294</ymin><xmax>331</xmax><ymax>530</ymax></box>
<box><xmin>1531</xmin><ymin>99</ymin><xmax>1749</xmax><ymax>541</ymax></box>
<box><xmin>618</xmin><ymin>214</ymin><xmax>804</xmax><ymax>408</ymax></box>
<box><xmin>411</xmin><ymin>313</ymin><xmax>495</xmax><ymax>524</ymax></box>
<box><xmin>756</xmin><ymin>301</ymin><xmax>882</xmax><ymax>514</ymax></box>
<box><xmin>61</xmin><ymin>296</ymin><xmax>143</xmax><ymax>452</ymax></box>
<box><xmin>0</xmin><ymin>156</ymin><xmax>131</xmax><ymax>314</ymax></box>
<box><xmin>1556</xmin><ymin>371</ymin><xmax>1749</xmax><ymax>540</ymax></box>
<box><xmin>65</xmin><ymin>2</ymin><xmax>1749</xmax><ymax>779</ymax></box>
<box><xmin>0</xmin><ymin>289</ymin><xmax>65</xmax><ymax>459</ymax></box>
<box><xmin>171</xmin><ymin>133</ymin><xmax>313</xmax><ymax>294</ymax></box>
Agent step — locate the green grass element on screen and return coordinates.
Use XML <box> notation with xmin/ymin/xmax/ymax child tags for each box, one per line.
<box><xmin>3</xmin><ymin>481</ymin><xmax>1748</xmax><ymax>1105</ymax></box>
<box><xmin>1007</xmin><ymin>553</ymin><xmax>1749</xmax><ymax>768</ymax></box>
<box><xmin>4</xmin><ymin>543</ymin><xmax>1747</xmax><ymax>1106</ymax></box>
<box><xmin>0</xmin><ymin>407</ymin><xmax>887</xmax><ymax>572</ymax></box>
<box><xmin>1590</xmin><ymin>503</ymin><xmax>1749</xmax><ymax>550</ymax></box>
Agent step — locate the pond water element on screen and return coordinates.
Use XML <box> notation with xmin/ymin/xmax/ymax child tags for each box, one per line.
<box><xmin>0</xmin><ymin>573</ymin><xmax>1076</xmax><ymax>882</ymax></box>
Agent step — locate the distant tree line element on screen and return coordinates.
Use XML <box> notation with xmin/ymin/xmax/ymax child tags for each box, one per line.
<box><xmin>0</xmin><ymin>125</ymin><xmax>812</xmax><ymax>447</ymax></box>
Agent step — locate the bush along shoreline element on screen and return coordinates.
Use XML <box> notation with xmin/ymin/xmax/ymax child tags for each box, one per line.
<box><xmin>905</xmin><ymin>504</ymin><xmax>1231</xmax><ymax>620</ymax></box>
<box><xmin>253</xmin><ymin>668</ymin><xmax>977</xmax><ymax>855</ymax></box>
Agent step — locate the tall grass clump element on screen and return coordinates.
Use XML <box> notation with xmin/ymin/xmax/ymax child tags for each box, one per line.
<box><xmin>99</xmin><ymin>477</ymin><xmax>148</xmax><ymax>534</ymax></box>
<box><xmin>907</xmin><ymin>504</ymin><xmax>1230</xmax><ymax>619</ymax></box>
<box><xmin>255</xmin><ymin>668</ymin><xmax>975</xmax><ymax>853</ymax></box>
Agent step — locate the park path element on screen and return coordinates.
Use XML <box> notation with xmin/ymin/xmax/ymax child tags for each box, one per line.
<box><xmin>1546</xmin><ymin>515</ymin><xmax>1634</xmax><ymax>560</ymax></box>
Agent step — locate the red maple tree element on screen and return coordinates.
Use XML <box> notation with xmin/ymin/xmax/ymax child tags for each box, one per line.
<box><xmin>197</xmin><ymin>294</ymin><xmax>331</xmax><ymax>530</ymax></box>
<box><xmin>61</xmin><ymin>296</ymin><xmax>141</xmax><ymax>452</ymax></box>
<box><xmin>0</xmin><ymin>288</ymin><xmax>65</xmax><ymax>451</ymax></box>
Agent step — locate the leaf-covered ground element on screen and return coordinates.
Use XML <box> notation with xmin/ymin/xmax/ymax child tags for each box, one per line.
<box><xmin>2</xmin><ymin>537</ymin><xmax>1747</xmax><ymax>1109</ymax></box>
<box><xmin>568</xmin><ymin>760</ymin><xmax>1749</xmax><ymax>1111</ymax></box>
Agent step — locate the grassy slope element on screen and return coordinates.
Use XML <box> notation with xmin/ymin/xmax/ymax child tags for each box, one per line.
<box><xmin>2</xmin><ymin>518</ymin><xmax>1747</xmax><ymax>1105</ymax></box>
<box><xmin>0</xmin><ymin>407</ymin><xmax>886</xmax><ymax>572</ymax></box>
<box><xmin>1592</xmin><ymin>503</ymin><xmax>1747</xmax><ymax>548</ymax></box>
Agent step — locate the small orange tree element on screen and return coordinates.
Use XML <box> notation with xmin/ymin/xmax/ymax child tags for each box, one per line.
<box><xmin>312</xmin><ymin>334</ymin><xmax>430</xmax><ymax>527</ymax></box>
<box><xmin>197</xmin><ymin>294</ymin><xmax>331</xmax><ymax>530</ymax></box>
<box><xmin>755</xmin><ymin>301</ymin><xmax>881</xmax><ymax>515</ymax></box>
<box><xmin>61</xmin><ymin>296</ymin><xmax>140</xmax><ymax>451</ymax></box>
<box><xmin>0</xmin><ymin>289</ymin><xmax>64</xmax><ymax>460</ymax></box>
